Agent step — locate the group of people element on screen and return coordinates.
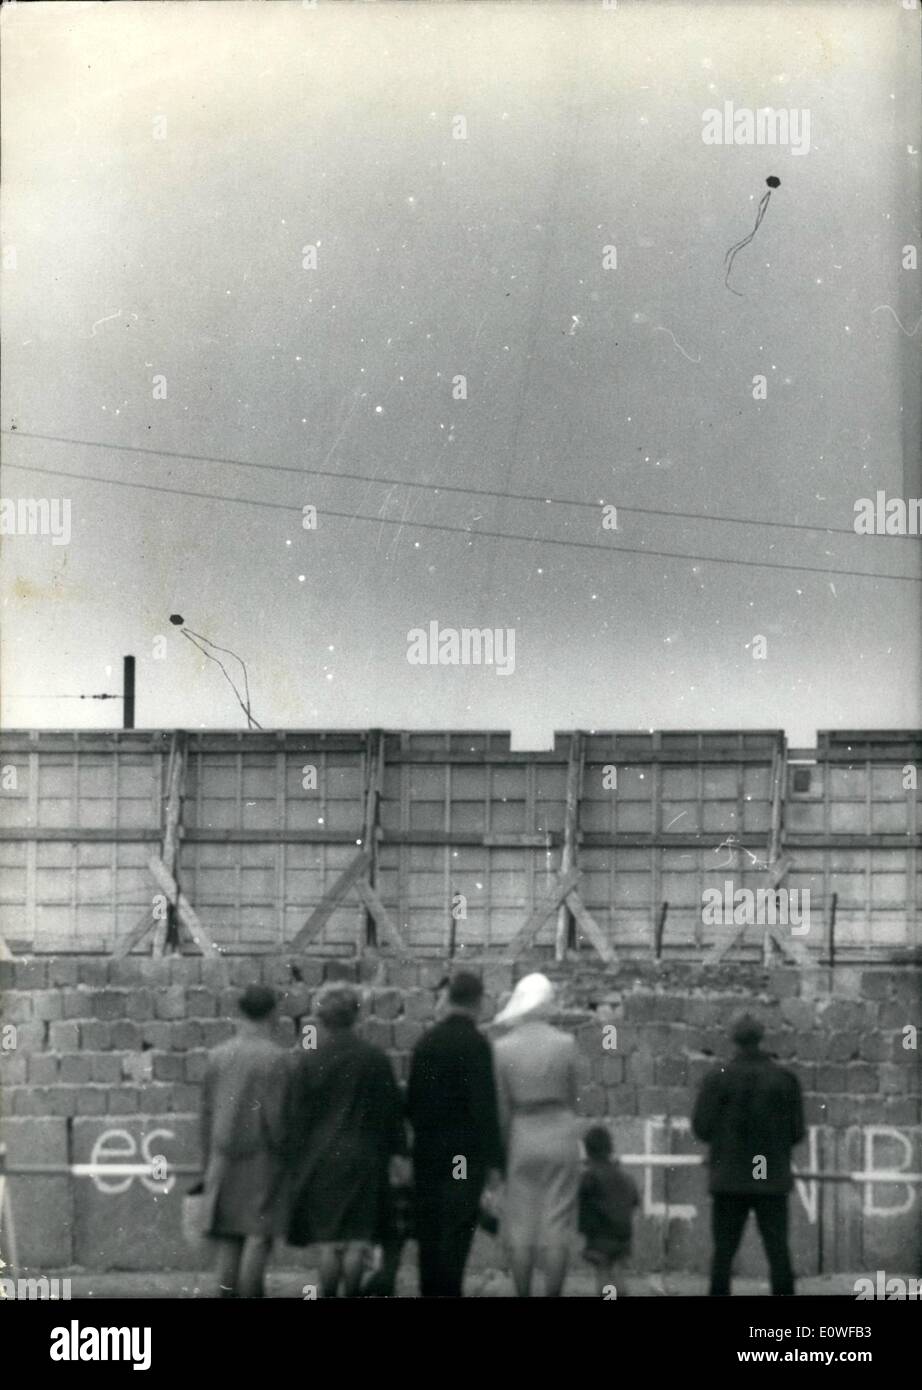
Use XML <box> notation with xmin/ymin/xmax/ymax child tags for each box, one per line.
<box><xmin>198</xmin><ymin>969</ymin><xmax>804</xmax><ymax>1298</ymax></box>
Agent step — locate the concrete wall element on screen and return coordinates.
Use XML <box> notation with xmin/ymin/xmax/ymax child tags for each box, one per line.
<box><xmin>2</xmin><ymin>954</ymin><xmax>920</xmax><ymax>1277</ymax></box>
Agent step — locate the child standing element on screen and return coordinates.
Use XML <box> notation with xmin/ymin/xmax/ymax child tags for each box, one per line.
<box><xmin>578</xmin><ymin>1125</ymin><xmax>640</xmax><ymax>1297</ymax></box>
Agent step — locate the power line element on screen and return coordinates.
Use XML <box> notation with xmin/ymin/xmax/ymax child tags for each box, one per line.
<box><xmin>5</xmin><ymin>457</ymin><xmax>921</xmax><ymax>585</ymax></box>
<box><xmin>2</xmin><ymin>428</ymin><xmax>908</xmax><ymax>542</ymax></box>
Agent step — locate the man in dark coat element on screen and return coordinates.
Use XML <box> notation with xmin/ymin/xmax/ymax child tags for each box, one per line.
<box><xmin>692</xmin><ymin>1012</ymin><xmax>805</xmax><ymax>1296</ymax></box>
<box><xmin>287</xmin><ymin>983</ymin><xmax>407</xmax><ymax>1297</ymax></box>
<box><xmin>200</xmin><ymin>984</ymin><xmax>291</xmax><ymax>1298</ymax></box>
<box><xmin>406</xmin><ymin>969</ymin><xmax>504</xmax><ymax>1297</ymax></box>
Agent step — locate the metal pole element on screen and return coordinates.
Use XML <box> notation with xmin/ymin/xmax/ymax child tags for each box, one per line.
<box><xmin>122</xmin><ymin>655</ymin><xmax>135</xmax><ymax>730</ymax></box>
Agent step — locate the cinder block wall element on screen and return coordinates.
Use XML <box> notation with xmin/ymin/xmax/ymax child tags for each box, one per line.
<box><xmin>1</xmin><ymin>956</ymin><xmax>920</xmax><ymax>1279</ymax></box>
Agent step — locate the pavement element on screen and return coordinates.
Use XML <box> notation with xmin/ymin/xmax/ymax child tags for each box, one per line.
<box><xmin>32</xmin><ymin>1267</ymin><xmax>870</xmax><ymax>1298</ymax></box>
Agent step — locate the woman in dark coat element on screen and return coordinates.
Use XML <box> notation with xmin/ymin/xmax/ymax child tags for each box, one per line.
<box><xmin>287</xmin><ymin>983</ymin><xmax>407</xmax><ymax>1297</ymax></box>
<box><xmin>200</xmin><ymin>984</ymin><xmax>291</xmax><ymax>1297</ymax></box>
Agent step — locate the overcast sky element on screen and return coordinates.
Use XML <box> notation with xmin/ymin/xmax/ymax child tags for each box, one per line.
<box><xmin>2</xmin><ymin>0</ymin><xmax>920</xmax><ymax>747</ymax></box>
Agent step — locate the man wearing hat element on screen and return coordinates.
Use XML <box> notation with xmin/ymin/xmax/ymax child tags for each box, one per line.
<box><xmin>692</xmin><ymin>1012</ymin><xmax>805</xmax><ymax>1296</ymax></box>
<box><xmin>406</xmin><ymin>969</ymin><xmax>504</xmax><ymax>1297</ymax></box>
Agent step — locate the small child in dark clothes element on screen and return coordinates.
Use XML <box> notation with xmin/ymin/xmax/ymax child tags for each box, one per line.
<box><xmin>579</xmin><ymin>1124</ymin><xmax>640</xmax><ymax>1297</ymax></box>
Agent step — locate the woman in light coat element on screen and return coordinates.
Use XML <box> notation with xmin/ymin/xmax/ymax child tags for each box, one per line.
<box><xmin>492</xmin><ymin>973</ymin><xmax>582</xmax><ymax>1297</ymax></box>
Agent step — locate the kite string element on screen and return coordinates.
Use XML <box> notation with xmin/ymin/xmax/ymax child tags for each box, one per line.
<box><xmin>181</xmin><ymin>629</ymin><xmax>262</xmax><ymax>729</ymax></box>
<box><xmin>724</xmin><ymin>190</ymin><xmax>772</xmax><ymax>294</ymax></box>
<box><xmin>184</xmin><ymin>627</ymin><xmax>255</xmax><ymax>724</ymax></box>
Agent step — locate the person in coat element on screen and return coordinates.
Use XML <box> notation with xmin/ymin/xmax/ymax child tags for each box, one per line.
<box><xmin>492</xmin><ymin>973</ymin><xmax>582</xmax><ymax>1297</ymax></box>
<box><xmin>287</xmin><ymin>982</ymin><xmax>407</xmax><ymax>1297</ymax></box>
<box><xmin>578</xmin><ymin>1124</ymin><xmax>640</xmax><ymax>1297</ymax></box>
<box><xmin>692</xmin><ymin>1011</ymin><xmax>805</xmax><ymax>1296</ymax></box>
<box><xmin>406</xmin><ymin>968</ymin><xmax>504</xmax><ymax>1297</ymax></box>
<box><xmin>200</xmin><ymin>984</ymin><xmax>291</xmax><ymax>1298</ymax></box>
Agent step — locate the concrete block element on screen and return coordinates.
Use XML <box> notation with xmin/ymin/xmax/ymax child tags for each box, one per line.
<box><xmin>627</xmin><ymin>1052</ymin><xmax>655</xmax><ymax>1087</ymax></box>
<box><xmin>88</xmin><ymin>991</ymin><xmax>130</xmax><ymax>1022</ymax></box>
<box><xmin>200</xmin><ymin>1020</ymin><xmax>234</xmax><ymax>1047</ymax></box>
<box><xmin>141</xmin><ymin>1085</ymin><xmax>175</xmax><ymax>1114</ymax></box>
<box><xmin>31</xmin><ymin>991</ymin><xmax>64</xmax><ymax>1022</ymax></box>
<box><xmin>323</xmin><ymin>959</ymin><xmax>358</xmax><ymax>983</ymax></box>
<box><xmin>122</xmin><ymin>1051</ymin><xmax>154</xmax><ymax>1084</ymax></box>
<box><xmin>110</xmin><ymin>1021</ymin><xmax>141</xmax><ymax>1051</ymax></box>
<box><xmin>125</xmin><ymin>989</ymin><xmax>156</xmax><ymax>1021</ymax></box>
<box><xmin>385</xmin><ymin>960</ymin><xmax>419</xmax><ymax>990</ymax></box>
<box><xmin>402</xmin><ymin>988</ymin><xmax>432</xmax><ymax>1022</ymax></box>
<box><xmin>48</xmin><ymin>1021</ymin><xmax>80</xmax><ymax>1052</ymax></box>
<box><xmin>372</xmin><ymin>988</ymin><xmax>403</xmax><ymax>1020</ymax></box>
<box><xmin>767</xmin><ymin>968</ymin><xmax>800</xmax><ymax>999</ymax></box>
<box><xmin>46</xmin><ymin>1087</ymin><xmax>79</xmax><ymax>1117</ymax></box>
<box><xmin>185</xmin><ymin>987</ymin><xmax>218</xmax><ymax>1018</ymax></box>
<box><xmin>107</xmin><ymin>959</ymin><xmax>149</xmax><ymax>985</ymax></box>
<box><xmin>184</xmin><ymin>1051</ymin><xmax>208</xmax><ymax>1083</ymax></box>
<box><xmin>173</xmin><ymin>1084</ymin><xmax>201</xmax><ymax>1112</ymax></box>
<box><xmin>1</xmin><ymin>992</ymin><xmax>33</xmax><ymax>1022</ymax></box>
<box><xmin>78</xmin><ymin>959</ymin><xmax>110</xmax><ymax>988</ymax></box>
<box><xmin>0</xmin><ymin>1115</ymin><xmax>73</xmax><ymax>1266</ymax></box>
<box><xmin>90</xmin><ymin>1053</ymin><xmax>122</xmax><ymax>1084</ymax></box>
<box><xmin>858</xmin><ymin>1032</ymin><xmax>892</xmax><ymax>1063</ymax></box>
<box><xmin>171</xmin><ymin>956</ymin><xmax>203</xmax><ymax>984</ymax></box>
<box><xmin>844</xmin><ymin>1063</ymin><xmax>880</xmax><ymax>1094</ymax></box>
<box><xmin>815</xmin><ymin>1064</ymin><xmax>849</xmax><ymax>1093</ymax></box>
<box><xmin>27</xmin><ymin>1054</ymin><xmax>58</xmax><ymax>1085</ymax></box>
<box><xmin>13</xmin><ymin>959</ymin><xmax>48</xmax><ymax>989</ymax></box>
<box><xmin>141</xmin><ymin>1021</ymin><xmax>173</xmax><ymax>1049</ymax></box>
<box><xmin>263</xmin><ymin>958</ymin><xmax>294</xmax><ymax>986</ymax></box>
<box><xmin>152</xmin><ymin>1052</ymin><xmax>185</xmax><ymax>1082</ymax></box>
<box><xmin>71</xmin><ymin>1115</ymin><xmax>201</xmax><ymax>1271</ymax></box>
<box><xmin>170</xmin><ymin>1021</ymin><xmax>205</xmax><ymax>1050</ymax></box>
<box><xmin>75</xmin><ymin>1089</ymin><xmax>109</xmax><ymax>1117</ymax></box>
<box><xmin>289</xmin><ymin>956</ymin><xmax>325</xmax><ymax>987</ymax></box>
<box><xmin>654</xmin><ymin>1056</ymin><xmax>688</xmax><ymax>1088</ymax></box>
<box><xmin>229</xmin><ymin>957</ymin><xmax>264</xmax><ymax>986</ymax></box>
<box><xmin>861</xmin><ymin>972</ymin><xmax>894</xmax><ymax>1001</ymax></box>
<box><xmin>9</xmin><ymin>1022</ymin><xmax>44</xmax><ymax>1051</ymax></box>
<box><xmin>0</xmin><ymin>1051</ymin><xmax>28</xmax><ymax>1085</ymax></box>
<box><xmin>107</xmin><ymin>1087</ymin><xmax>142</xmax><ymax>1114</ymax></box>
<box><xmin>575</xmin><ymin>1083</ymin><xmax>606</xmax><ymax>1116</ymax></box>
<box><xmin>46</xmin><ymin>957</ymin><xmax>79</xmax><ymax>987</ymax></box>
<box><xmin>780</xmin><ymin>999</ymin><xmax>815</xmax><ymax>1030</ymax></box>
<box><xmin>154</xmin><ymin>985</ymin><xmax>186</xmax><ymax>1021</ymax></box>
<box><xmin>80</xmin><ymin>1021</ymin><xmax>112</xmax><ymax>1050</ymax></box>
<box><xmin>59</xmin><ymin>1053</ymin><xmax>92</xmax><ymax>1084</ymax></box>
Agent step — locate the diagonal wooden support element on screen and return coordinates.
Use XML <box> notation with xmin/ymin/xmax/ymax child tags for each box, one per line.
<box><xmin>564</xmin><ymin>890</ymin><xmax>616</xmax><ymax>964</ymax></box>
<box><xmin>153</xmin><ymin>732</ymin><xmax>186</xmax><ymax>956</ymax></box>
<box><xmin>114</xmin><ymin>906</ymin><xmax>157</xmax><ymax>959</ymax></box>
<box><xmin>555</xmin><ymin>731</ymin><xmax>584</xmax><ymax>960</ymax></box>
<box><xmin>506</xmin><ymin>868</ymin><xmax>581</xmax><ymax>958</ymax></box>
<box><xmin>292</xmin><ymin>850</ymin><xmax>371</xmax><ymax>950</ymax></box>
<box><xmin>355</xmin><ymin>878</ymin><xmax>407</xmax><ymax>952</ymax></box>
<box><xmin>147</xmin><ymin>856</ymin><xmax>219</xmax><ymax>957</ymax></box>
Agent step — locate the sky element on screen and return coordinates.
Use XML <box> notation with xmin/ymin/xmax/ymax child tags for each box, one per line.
<box><xmin>2</xmin><ymin>0</ymin><xmax>920</xmax><ymax>748</ymax></box>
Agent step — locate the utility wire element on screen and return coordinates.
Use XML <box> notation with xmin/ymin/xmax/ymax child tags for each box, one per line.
<box><xmin>4</xmin><ymin>458</ymin><xmax>920</xmax><ymax>584</ymax></box>
<box><xmin>2</xmin><ymin>428</ymin><xmax>912</xmax><ymax>542</ymax></box>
